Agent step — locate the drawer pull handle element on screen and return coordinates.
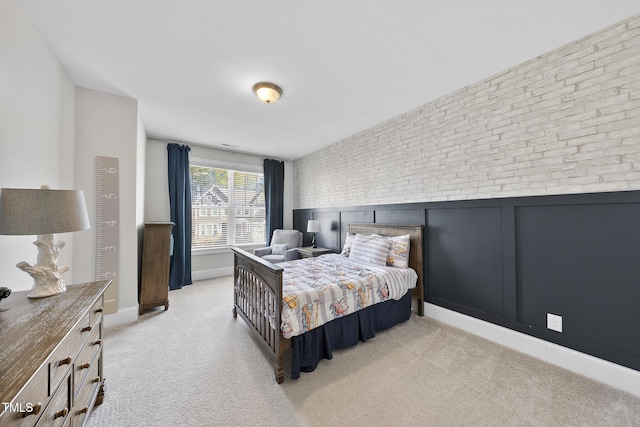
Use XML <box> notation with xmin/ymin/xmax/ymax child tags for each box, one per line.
<box><xmin>93</xmin><ymin>339</ymin><xmax>102</xmax><ymax>346</ymax></box>
<box><xmin>79</xmin><ymin>362</ymin><xmax>91</xmax><ymax>370</ymax></box>
<box><xmin>21</xmin><ymin>403</ymin><xmax>42</xmax><ymax>417</ymax></box>
<box><xmin>58</xmin><ymin>357</ymin><xmax>72</xmax><ymax>366</ymax></box>
<box><xmin>95</xmin><ymin>307</ymin><xmax>104</xmax><ymax>313</ymax></box>
<box><xmin>92</xmin><ymin>377</ymin><xmax>101</xmax><ymax>383</ymax></box>
<box><xmin>53</xmin><ymin>408</ymin><xmax>68</xmax><ymax>419</ymax></box>
<box><xmin>78</xmin><ymin>407</ymin><xmax>89</xmax><ymax>415</ymax></box>
<box><xmin>82</xmin><ymin>325</ymin><xmax>92</xmax><ymax>332</ymax></box>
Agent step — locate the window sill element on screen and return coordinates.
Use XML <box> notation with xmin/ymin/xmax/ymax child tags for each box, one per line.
<box><xmin>192</xmin><ymin>243</ymin><xmax>265</xmax><ymax>256</ymax></box>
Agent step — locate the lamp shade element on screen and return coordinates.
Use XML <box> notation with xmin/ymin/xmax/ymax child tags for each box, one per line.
<box><xmin>306</xmin><ymin>220</ymin><xmax>321</xmax><ymax>233</ymax></box>
<box><xmin>0</xmin><ymin>188</ymin><xmax>90</xmax><ymax>235</ymax></box>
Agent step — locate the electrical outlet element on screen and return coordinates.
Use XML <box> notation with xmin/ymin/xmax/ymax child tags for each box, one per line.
<box><xmin>547</xmin><ymin>313</ymin><xmax>562</xmax><ymax>333</ymax></box>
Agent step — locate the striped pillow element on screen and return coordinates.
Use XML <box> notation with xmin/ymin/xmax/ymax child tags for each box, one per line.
<box><xmin>349</xmin><ymin>233</ymin><xmax>392</xmax><ymax>265</ymax></box>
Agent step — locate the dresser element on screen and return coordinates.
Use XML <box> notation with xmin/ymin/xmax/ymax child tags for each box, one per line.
<box><xmin>139</xmin><ymin>222</ymin><xmax>174</xmax><ymax>315</ymax></box>
<box><xmin>0</xmin><ymin>281</ymin><xmax>110</xmax><ymax>427</ymax></box>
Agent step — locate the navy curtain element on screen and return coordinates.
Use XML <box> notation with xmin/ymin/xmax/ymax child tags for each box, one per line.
<box><xmin>167</xmin><ymin>143</ymin><xmax>192</xmax><ymax>290</ymax></box>
<box><xmin>264</xmin><ymin>159</ymin><xmax>284</xmax><ymax>246</ymax></box>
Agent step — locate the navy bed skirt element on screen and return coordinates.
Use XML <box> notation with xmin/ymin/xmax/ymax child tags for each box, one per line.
<box><xmin>290</xmin><ymin>292</ymin><xmax>412</xmax><ymax>379</ymax></box>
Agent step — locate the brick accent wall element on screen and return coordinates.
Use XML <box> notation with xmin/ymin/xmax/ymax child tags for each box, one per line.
<box><xmin>294</xmin><ymin>14</ymin><xmax>640</xmax><ymax>209</ymax></box>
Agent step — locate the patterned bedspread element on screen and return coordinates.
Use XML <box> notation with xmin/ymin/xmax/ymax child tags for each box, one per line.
<box><xmin>279</xmin><ymin>254</ymin><xmax>418</xmax><ymax>338</ymax></box>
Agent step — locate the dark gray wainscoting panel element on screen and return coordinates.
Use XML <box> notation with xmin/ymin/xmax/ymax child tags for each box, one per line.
<box><xmin>293</xmin><ymin>210</ymin><xmax>313</xmax><ymax>245</ymax></box>
<box><xmin>427</xmin><ymin>206</ymin><xmax>505</xmax><ymax>318</ymax></box>
<box><xmin>516</xmin><ymin>201</ymin><xmax>640</xmax><ymax>363</ymax></box>
<box><xmin>294</xmin><ymin>210</ymin><xmax>340</xmax><ymax>249</ymax></box>
<box><xmin>339</xmin><ymin>210</ymin><xmax>374</xmax><ymax>249</ymax></box>
<box><xmin>375</xmin><ymin>208</ymin><xmax>423</xmax><ymax>226</ymax></box>
<box><xmin>292</xmin><ymin>190</ymin><xmax>640</xmax><ymax>371</ymax></box>
<box><xmin>313</xmin><ymin>211</ymin><xmax>340</xmax><ymax>251</ymax></box>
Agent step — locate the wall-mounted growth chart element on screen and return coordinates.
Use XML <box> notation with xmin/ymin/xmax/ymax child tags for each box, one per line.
<box><xmin>96</xmin><ymin>156</ymin><xmax>120</xmax><ymax>314</ymax></box>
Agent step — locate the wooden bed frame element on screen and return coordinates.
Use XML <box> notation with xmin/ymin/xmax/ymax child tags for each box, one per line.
<box><xmin>231</xmin><ymin>223</ymin><xmax>424</xmax><ymax>383</ymax></box>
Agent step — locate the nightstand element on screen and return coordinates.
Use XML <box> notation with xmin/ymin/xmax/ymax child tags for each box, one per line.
<box><xmin>297</xmin><ymin>246</ymin><xmax>331</xmax><ymax>258</ymax></box>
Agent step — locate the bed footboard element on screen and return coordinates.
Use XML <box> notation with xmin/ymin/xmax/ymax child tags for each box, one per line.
<box><xmin>231</xmin><ymin>247</ymin><xmax>289</xmax><ymax>383</ymax></box>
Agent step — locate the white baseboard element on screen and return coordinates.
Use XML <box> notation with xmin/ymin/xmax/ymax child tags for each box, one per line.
<box><xmin>192</xmin><ymin>267</ymin><xmax>233</xmax><ymax>281</ymax></box>
<box><xmin>425</xmin><ymin>302</ymin><xmax>640</xmax><ymax>397</ymax></box>
<box><xmin>104</xmin><ymin>305</ymin><xmax>139</xmax><ymax>327</ymax></box>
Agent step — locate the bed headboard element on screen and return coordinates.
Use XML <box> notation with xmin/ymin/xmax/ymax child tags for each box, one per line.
<box><xmin>348</xmin><ymin>223</ymin><xmax>424</xmax><ymax>315</ymax></box>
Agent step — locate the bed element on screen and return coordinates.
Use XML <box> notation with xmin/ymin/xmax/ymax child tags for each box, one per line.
<box><xmin>231</xmin><ymin>223</ymin><xmax>424</xmax><ymax>383</ymax></box>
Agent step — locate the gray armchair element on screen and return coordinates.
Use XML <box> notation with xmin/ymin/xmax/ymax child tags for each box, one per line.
<box><xmin>254</xmin><ymin>229</ymin><xmax>302</xmax><ymax>263</ymax></box>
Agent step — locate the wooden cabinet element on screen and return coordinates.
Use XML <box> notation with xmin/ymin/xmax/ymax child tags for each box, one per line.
<box><xmin>139</xmin><ymin>222</ymin><xmax>174</xmax><ymax>315</ymax></box>
<box><xmin>0</xmin><ymin>281</ymin><xmax>111</xmax><ymax>427</ymax></box>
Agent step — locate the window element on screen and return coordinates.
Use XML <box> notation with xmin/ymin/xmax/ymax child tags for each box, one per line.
<box><xmin>190</xmin><ymin>164</ymin><xmax>265</xmax><ymax>249</ymax></box>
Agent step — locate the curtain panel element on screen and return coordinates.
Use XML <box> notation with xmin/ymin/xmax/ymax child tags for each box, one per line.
<box><xmin>264</xmin><ymin>159</ymin><xmax>284</xmax><ymax>246</ymax></box>
<box><xmin>167</xmin><ymin>143</ymin><xmax>193</xmax><ymax>290</ymax></box>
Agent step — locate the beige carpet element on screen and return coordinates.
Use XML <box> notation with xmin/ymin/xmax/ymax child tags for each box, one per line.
<box><xmin>87</xmin><ymin>277</ymin><xmax>640</xmax><ymax>427</ymax></box>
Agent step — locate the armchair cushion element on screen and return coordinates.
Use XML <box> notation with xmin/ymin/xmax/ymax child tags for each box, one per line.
<box><xmin>262</xmin><ymin>254</ymin><xmax>285</xmax><ymax>263</ymax></box>
<box><xmin>271</xmin><ymin>243</ymin><xmax>288</xmax><ymax>255</ymax></box>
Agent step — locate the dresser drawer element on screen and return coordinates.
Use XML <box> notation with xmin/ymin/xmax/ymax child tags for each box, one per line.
<box><xmin>70</xmin><ymin>361</ymin><xmax>100</xmax><ymax>427</ymax></box>
<box><xmin>48</xmin><ymin>315</ymin><xmax>90</xmax><ymax>395</ymax></box>
<box><xmin>0</xmin><ymin>364</ymin><xmax>48</xmax><ymax>427</ymax></box>
<box><xmin>73</xmin><ymin>325</ymin><xmax>101</xmax><ymax>399</ymax></box>
<box><xmin>89</xmin><ymin>297</ymin><xmax>104</xmax><ymax>327</ymax></box>
<box><xmin>34</xmin><ymin>372</ymin><xmax>70</xmax><ymax>427</ymax></box>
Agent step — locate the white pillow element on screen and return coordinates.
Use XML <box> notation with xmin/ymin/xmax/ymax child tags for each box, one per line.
<box><xmin>271</xmin><ymin>243</ymin><xmax>288</xmax><ymax>255</ymax></box>
<box><xmin>349</xmin><ymin>234</ymin><xmax>392</xmax><ymax>266</ymax></box>
<box><xmin>387</xmin><ymin>234</ymin><xmax>410</xmax><ymax>268</ymax></box>
<box><xmin>341</xmin><ymin>234</ymin><xmax>355</xmax><ymax>256</ymax></box>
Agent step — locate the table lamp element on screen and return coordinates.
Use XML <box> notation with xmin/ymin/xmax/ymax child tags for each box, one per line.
<box><xmin>0</xmin><ymin>186</ymin><xmax>90</xmax><ymax>298</ymax></box>
<box><xmin>307</xmin><ymin>220</ymin><xmax>321</xmax><ymax>248</ymax></box>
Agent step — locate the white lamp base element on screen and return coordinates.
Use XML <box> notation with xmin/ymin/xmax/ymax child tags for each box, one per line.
<box><xmin>17</xmin><ymin>234</ymin><xmax>68</xmax><ymax>298</ymax></box>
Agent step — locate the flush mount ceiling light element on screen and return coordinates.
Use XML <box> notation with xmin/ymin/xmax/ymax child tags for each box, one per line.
<box><xmin>253</xmin><ymin>82</ymin><xmax>282</xmax><ymax>104</ymax></box>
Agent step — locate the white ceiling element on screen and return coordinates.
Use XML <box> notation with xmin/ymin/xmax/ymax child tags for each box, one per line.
<box><xmin>17</xmin><ymin>1</ymin><xmax>640</xmax><ymax>160</ymax></box>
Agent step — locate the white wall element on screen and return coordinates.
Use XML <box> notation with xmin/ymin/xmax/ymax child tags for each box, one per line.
<box><xmin>136</xmin><ymin>110</ymin><xmax>147</xmax><ymax>291</ymax></box>
<box><xmin>0</xmin><ymin>0</ymin><xmax>77</xmax><ymax>291</ymax></box>
<box><xmin>294</xmin><ymin>14</ymin><xmax>640</xmax><ymax>209</ymax></box>
<box><xmin>145</xmin><ymin>138</ymin><xmax>294</xmax><ymax>279</ymax></box>
<box><xmin>74</xmin><ymin>87</ymin><xmax>141</xmax><ymax>324</ymax></box>
<box><xmin>0</xmin><ymin>2</ymin><xmax>143</xmax><ymax>326</ymax></box>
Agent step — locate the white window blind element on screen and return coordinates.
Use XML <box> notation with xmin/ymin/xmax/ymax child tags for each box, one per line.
<box><xmin>190</xmin><ymin>164</ymin><xmax>265</xmax><ymax>249</ymax></box>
